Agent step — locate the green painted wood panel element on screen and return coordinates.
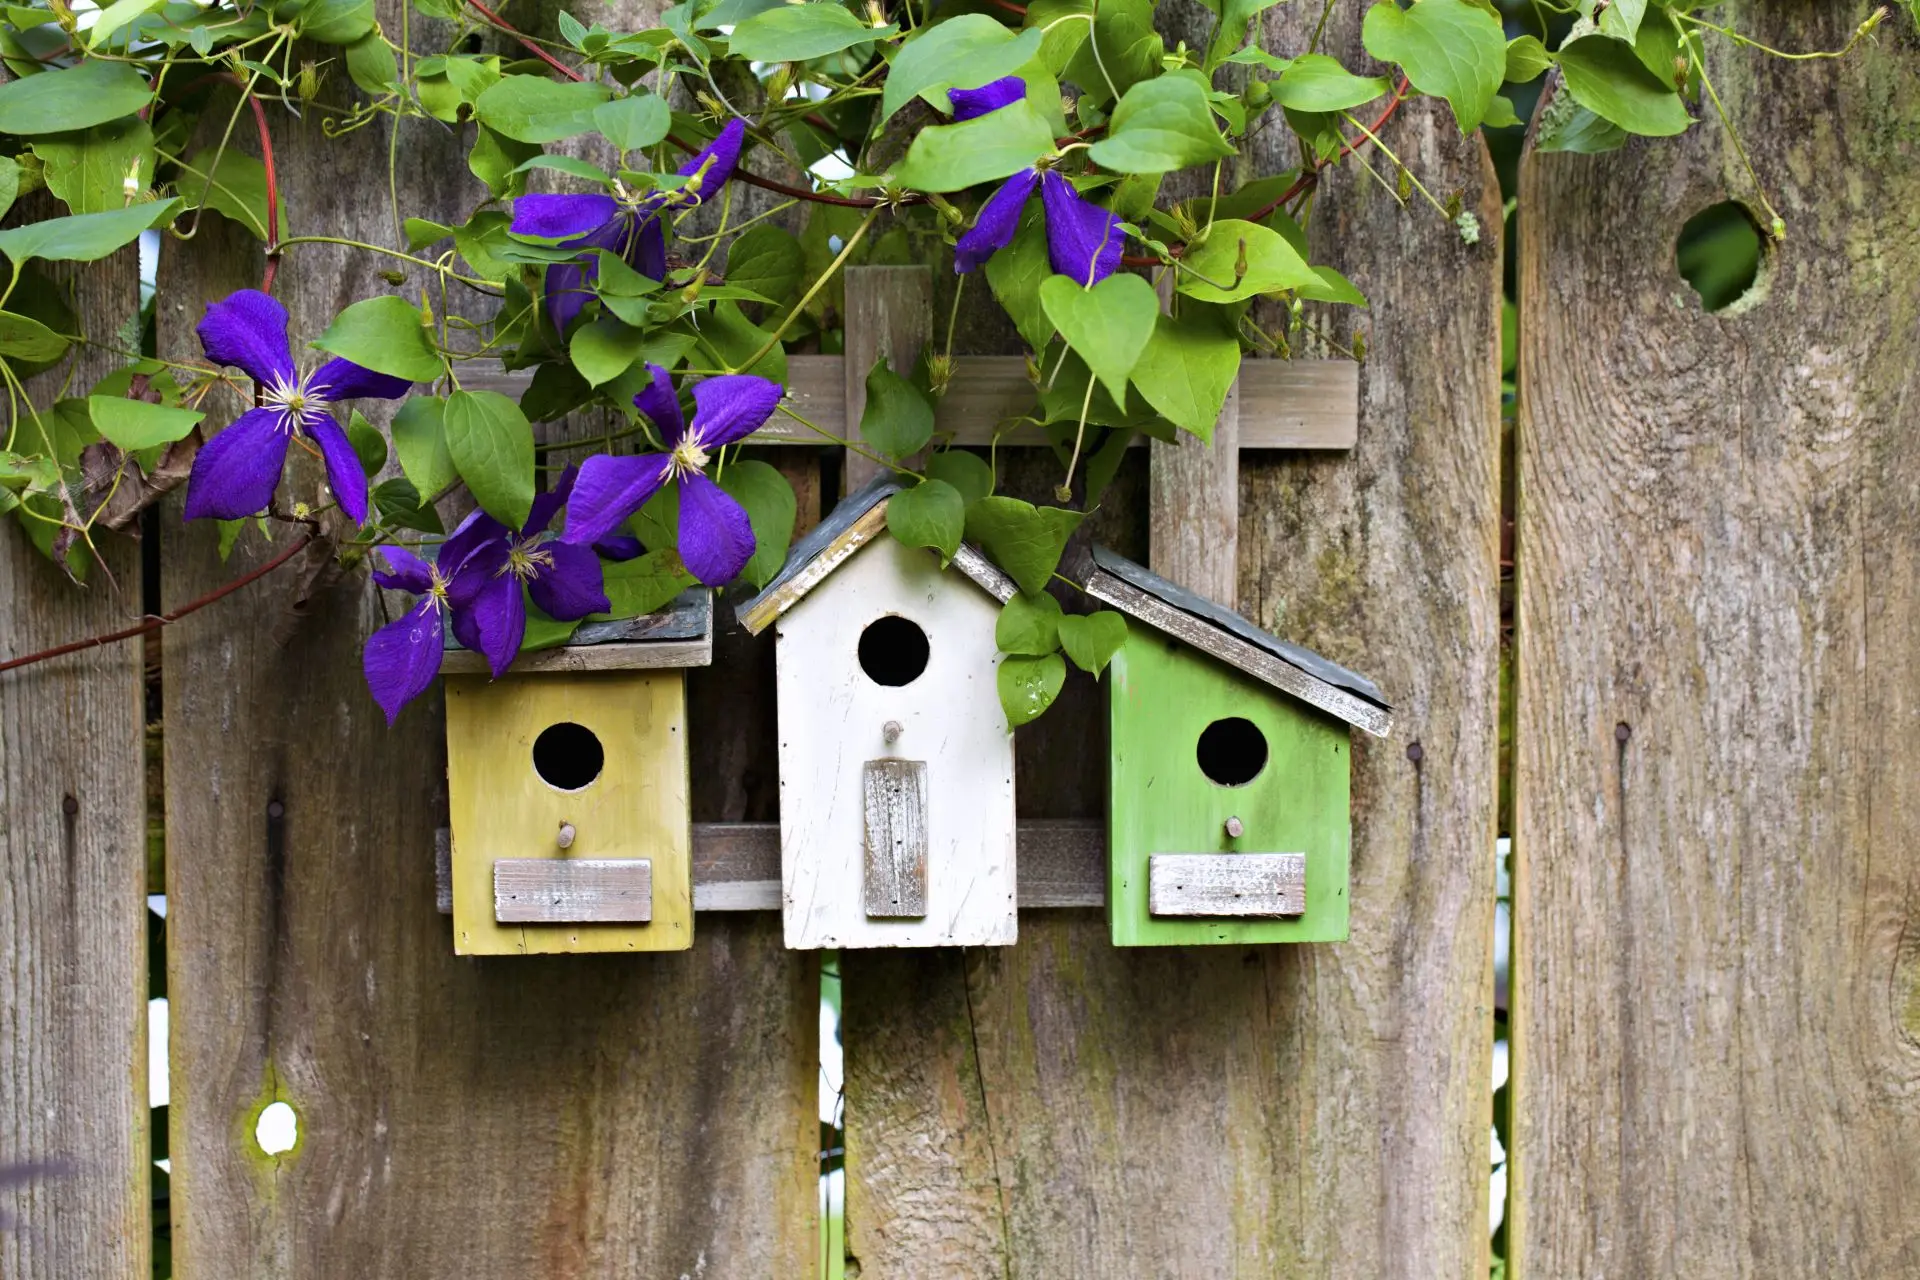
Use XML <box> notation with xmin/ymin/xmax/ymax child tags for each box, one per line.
<box><xmin>1108</xmin><ymin>633</ymin><xmax>1350</xmax><ymax>946</ymax></box>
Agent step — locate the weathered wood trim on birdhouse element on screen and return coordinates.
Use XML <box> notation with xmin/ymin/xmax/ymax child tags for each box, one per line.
<box><xmin>441</xmin><ymin>589</ymin><xmax>714</xmax><ymax>674</ymax></box>
<box><xmin>1146</xmin><ymin>853</ymin><xmax>1306</xmax><ymax>918</ymax></box>
<box><xmin>494</xmin><ymin>858</ymin><xmax>654</xmax><ymax>923</ymax></box>
<box><xmin>736</xmin><ymin>476</ymin><xmax>1016</xmax><ymax>634</ymax></box>
<box><xmin>1083</xmin><ymin>547</ymin><xmax>1392</xmax><ymax>737</ymax></box>
<box><xmin>863</xmin><ymin>759</ymin><xmax>929</xmax><ymax>917</ymax></box>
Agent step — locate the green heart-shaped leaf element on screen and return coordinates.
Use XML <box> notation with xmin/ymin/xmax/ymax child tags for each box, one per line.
<box><xmin>1056</xmin><ymin>610</ymin><xmax>1127</xmax><ymax>676</ymax></box>
<box><xmin>1360</xmin><ymin>0</ymin><xmax>1505</xmax><ymax>133</ymax></box>
<box><xmin>997</xmin><ymin>652</ymin><xmax>1065</xmax><ymax>728</ymax></box>
<box><xmin>995</xmin><ymin>590</ymin><xmax>1062</xmax><ymax>656</ymax></box>
<box><xmin>964</xmin><ymin>495</ymin><xmax>1084</xmax><ymax>596</ymax></box>
<box><xmin>886</xmin><ymin>478</ymin><xmax>966</xmax><ymax>565</ymax></box>
<box><xmin>1039</xmin><ymin>272</ymin><xmax>1159</xmax><ymax>402</ymax></box>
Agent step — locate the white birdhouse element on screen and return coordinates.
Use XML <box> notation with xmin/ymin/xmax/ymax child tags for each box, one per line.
<box><xmin>736</xmin><ymin>478</ymin><xmax>1018</xmax><ymax>950</ymax></box>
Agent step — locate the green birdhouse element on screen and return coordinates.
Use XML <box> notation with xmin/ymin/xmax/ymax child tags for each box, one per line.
<box><xmin>1082</xmin><ymin>548</ymin><xmax>1393</xmax><ymax>947</ymax></box>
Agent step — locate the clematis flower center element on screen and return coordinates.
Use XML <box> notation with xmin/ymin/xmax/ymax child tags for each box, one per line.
<box><xmin>504</xmin><ymin>536</ymin><xmax>556</xmax><ymax>581</ymax></box>
<box><xmin>669</xmin><ymin>434</ymin><xmax>709</xmax><ymax>477</ymax></box>
<box><xmin>262</xmin><ymin>369</ymin><xmax>331</xmax><ymax>434</ymax></box>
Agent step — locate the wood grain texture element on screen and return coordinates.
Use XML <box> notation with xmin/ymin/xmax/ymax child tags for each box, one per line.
<box><xmin>1511</xmin><ymin>12</ymin><xmax>1920</xmax><ymax>1276</ymax></box>
<box><xmin>843</xmin><ymin>267</ymin><xmax>931</xmax><ymax>489</ymax></box>
<box><xmin>494</xmin><ymin>859</ymin><xmax>653</xmax><ymax>924</ymax></box>
<box><xmin>466</xmin><ymin>353</ymin><xmax>1359</xmax><ymax>449</ymax></box>
<box><xmin>845</xmin><ymin>6</ymin><xmax>1500</xmax><ymax>1272</ymax></box>
<box><xmin>1150</xmin><ymin>260</ymin><xmax>1241</xmax><ymax>604</ymax></box>
<box><xmin>159</xmin><ymin>64</ymin><xmax>816</xmax><ymax>1277</ymax></box>
<box><xmin>0</xmin><ymin>195</ymin><xmax>149</xmax><ymax>1280</ymax></box>
<box><xmin>1147</xmin><ymin>854</ymin><xmax>1305</xmax><ymax>918</ymax></box>
<box><xmin>862</xmin><ymin>758</ymin><xmax>928</xmax><ymax>918</ymax></box>
<box><xmin>775</xmin><ymin>535</ymin><xmax>1016</xmax><ymax>948</ymax></box>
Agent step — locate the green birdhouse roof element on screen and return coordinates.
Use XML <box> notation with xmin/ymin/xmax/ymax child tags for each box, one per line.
<box><xmin>1084</xmin><ymin>546</ymin><xmax>1392</xmax><ymax>738</ymax></box>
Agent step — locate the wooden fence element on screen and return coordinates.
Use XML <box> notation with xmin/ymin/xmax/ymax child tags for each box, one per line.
<box><xmin>0</xmin><ymin>3</ymin><xmax>1915</xmax><ymax>1277</ymax></box>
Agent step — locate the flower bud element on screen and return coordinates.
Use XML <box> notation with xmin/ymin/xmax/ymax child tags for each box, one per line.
<box><xmin>298</xmin><ymin>60</ymin><xmax>324</xmax><ymax>103</ymax></box>
<box><xmin>926</xmin><ymin>353</ymin><xmax>953</xmax><ymax>397</ymax></box>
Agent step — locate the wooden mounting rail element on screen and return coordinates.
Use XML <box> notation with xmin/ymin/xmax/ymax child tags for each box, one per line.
<box><xmin>435</xmin><ymin>818</ymin><xmax>1105</xmax><ymax>914</ymax></box>
<box><xmin>462</xmin><ymin>355</ymin><xmax>1360</xmax><ymax>451</ymax></box>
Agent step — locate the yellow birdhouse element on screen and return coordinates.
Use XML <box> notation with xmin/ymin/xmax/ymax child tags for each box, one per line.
<box><xmin>442</xmin><ymin>592</ymin><xmax>711</xmax><ymax>955</ymax></box>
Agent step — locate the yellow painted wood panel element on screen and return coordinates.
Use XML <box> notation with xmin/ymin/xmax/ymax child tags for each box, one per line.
<box><xmin>446</xmin><ymin>670</ymin><xmax>692</xmax><ymax>954</ymax></box>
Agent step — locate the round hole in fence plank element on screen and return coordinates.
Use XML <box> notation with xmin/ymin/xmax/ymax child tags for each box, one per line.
<box><xmin>1197</xmin><ymin>717</ymin><xmax>1268</xmax><ymax>787</ymax></box>
<box><xmin>1677</xmin><ymin>201</ymin><xmax>1768</xmax><ymax>314</ymax></box>
<box><xmin>256</xmin><ymin>1100</ymin><xmax>298</xmax><ymax>1156</ymax></box>
<box><xmin>532</xmin><ymin>722</ymin><xmax>604</xmax><ymax>791</ymax></box>
<box><xmin>858</xmin><ymin>615</ymin><xmax>930</xmax><ymax>687</ymax></box>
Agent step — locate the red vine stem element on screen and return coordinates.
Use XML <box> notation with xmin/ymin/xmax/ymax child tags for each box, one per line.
<box><xmin>170</xmin><ymin>72</ymin><xmax>285</xmax><ymax>292</ymax></box>
<box><xmin>1121</xmin><ymin>75</ymin><xmax>1413</xmax><ymax>268</ymax></box>
<box><xmin>0</xmin><ymin>535</ymin><xmax>314</xmax><ymax>677</ymax></box>
<box><xmin>248</xmin><ymin>91</ymin><xmax>283</xmax><ymax>293</ymax></box>
<box><xmin>464</xmin><ymin>0</ymin><xmax>588</xmax><ymax>82</ymax></box>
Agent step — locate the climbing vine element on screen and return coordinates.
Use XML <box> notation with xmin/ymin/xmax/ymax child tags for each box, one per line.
<box><xmin>0</xmin><ymin>0</ymin><xmax>1889</xmax><ymax>722</ymax></box>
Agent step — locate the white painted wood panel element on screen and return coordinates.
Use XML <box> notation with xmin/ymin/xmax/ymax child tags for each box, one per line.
<box><xmin>774</xmin><ymin>536</ymin><xmax>1016</xmax><ymax>948</ymax></box>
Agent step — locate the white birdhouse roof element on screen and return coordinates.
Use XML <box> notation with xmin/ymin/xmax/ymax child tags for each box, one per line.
<box><xmin>1083</xmin><ymin>546</ymin><xmax>1393</xmax><ymax>738</ymax></box>
<box><xmin>736</xmin><ymin>477</ymin><xmax>1015</xmax><ymax>635</ymax></box>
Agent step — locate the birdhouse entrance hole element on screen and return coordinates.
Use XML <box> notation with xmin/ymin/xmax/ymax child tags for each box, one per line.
<box><xmin>1197</xmin><ymin>717</ymin><xmax>1268</xmax><ymax>787</ymax></box>
<box><xmin>858</xmin><ymin>615</ymin><xmax>930</xmax><ymax>687</ymax></box>
<box><xmin>532</xmin><ymin>721</ymin><xmax>605</xmax><ymax>791</ymax></box>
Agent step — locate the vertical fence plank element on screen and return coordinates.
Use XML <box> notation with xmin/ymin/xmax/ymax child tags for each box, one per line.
<box><xmin>159</xmin><ymin>67</ymin><xmax>816</xmax><ymax>1280</ymax></box>
<box><xmin>0</xmin><ymin>210</ymin><xmax>149</xmax><ymax>1279</ymax></box>
<box><xmin>842</xmin><ymin>266</ymin><xmax>931</xmax><ymax>492</ymax></box>
<box><xmin>1513</xmin><ymin>10</ymin><xmax>1920</xmax><ymax>1276</ymax></box>
<box><xmin>843</xmin><ymin>7</ymin><xmax>1502</xmax><ymax>1273</ymax></box>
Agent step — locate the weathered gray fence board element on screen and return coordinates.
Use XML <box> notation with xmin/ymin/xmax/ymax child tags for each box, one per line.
<box><xmin>158</xmin><ymin>63</ymin><xmax>816</xmax><ymax>1278</ymax></box>
<box><xmin>843</xmin><ymin>6</ymin><xmax>1502</xmax><ymax>1273</ymax></box>
<box><xmin>1513</xmin><ymin>9</ymin><xmax>1920</xmax><ymax>1276</ymax></box>
<box><xmin>0</xmin><ymin>203</ymin><xmax>149</xmax><ymax>1280</ymax></box>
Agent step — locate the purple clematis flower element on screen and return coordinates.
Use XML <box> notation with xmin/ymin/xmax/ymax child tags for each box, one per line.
<box><xmin>560</xmin><ymin>363</ymin><xmax>780</xmax><ymax>586</ymax></box>
<box><xmin>444</xmin><ymin>469</ymin><xmax>621</xmax><ymax>679</ymax></box>
<box><xmin>510</xmin><ymin>119</ymin><xmax>747</xmax><ymax>335</ymax></box>
<box><xmin>362</xmin><ymin>543</ymin><xmax>461</xmax><ymax>725</ymax></box>
<box><xmin>184</xmin><ymin>290</ymin><xmax>413</xmax><ymax>526</ymax></box>
<box><xmin>949</xmin><ymin>77</ymin><xmax>1123</xmax><ymax>285</ymax></box>
<box><xmin>360</xmin><ymin>470</ymin><xmax>641</xmax><ymax>721</ymax></box>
